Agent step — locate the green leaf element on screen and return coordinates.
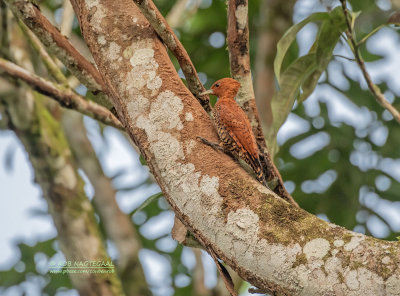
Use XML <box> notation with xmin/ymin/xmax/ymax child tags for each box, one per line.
<box><xmin>270</xmin><ymin>6</ymin><xmax>348</xmax><ymax>142</ymax></box>
<box><xmin>271</xmin><ymin>54</ymin><xmax>317</xmax><ymax>136</ymax></box>
<box><xmin>358</xmin><ymin>24</ymin><xmax>386</xmax><ymax>46</ymax></box>
<box><xmin>275</xmin><ymin>12</ymin><xmax>329</xmax><ymax>84</ymax></box>
<box><xmin>133</xmin><ymin>192</ymin><xmax>163</xmax><ymax>215</ymax></box>
<box><xmin>349</xmin><ymin>11</ymin><xmax>361</xmax><ymax>30</ymax></box>
<box><xmin>299</xmin><ymin>6</ymin><xmax>347</xmax><ymax>103</ymax></box>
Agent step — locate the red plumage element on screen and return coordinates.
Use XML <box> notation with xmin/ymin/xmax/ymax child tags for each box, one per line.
<box><xmin>205</xmin><ymin>78</ymin><xmax>266</xmax><ymax>185</ymax></box>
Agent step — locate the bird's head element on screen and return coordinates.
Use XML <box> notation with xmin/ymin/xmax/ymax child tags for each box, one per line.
<box><xmin>200</xmin><ymin>78</ymin><xmax>240</xmax><ymax>99</ymax></box>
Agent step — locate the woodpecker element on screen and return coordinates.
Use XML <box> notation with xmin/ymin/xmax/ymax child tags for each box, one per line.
<box><xmin>200</xmin><ymin>78</ymin><xmax>267</xmax><ymax>186</ymax></box>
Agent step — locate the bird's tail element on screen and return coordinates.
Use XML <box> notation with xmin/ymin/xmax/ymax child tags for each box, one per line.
<box><xmin>246</xmin><ymin>154</ymin><xmax>268</xmax><ymax>187</ymax></box>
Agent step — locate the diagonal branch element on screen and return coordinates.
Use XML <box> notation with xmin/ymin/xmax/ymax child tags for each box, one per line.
<box><xmin>17</xmin><ymin>20</ymin><xmax>68</xmax><ymax>85</ymax></box>
<box><xmin>227</xmin><ymin>0</ymin><xmax>297</xmax><ymax>207</ymax></box>
<box><xmin>131</xmin><ymin>0</ymin><xmax>211</xmax><ymax>112</ymax></box>
<box><xmin>340</xmin><ymin>0</ymin><xmax>400</xmax><ymax>124</ymax></box>
<box><xmin>4</xmin><ymin>0</ymin><xmax>113</xmax><ymax>108</ymax></box>
<box><xmin>0</xmin><ymin>58</ymin><xmax>124</xmax><ymax>129</ymax></box>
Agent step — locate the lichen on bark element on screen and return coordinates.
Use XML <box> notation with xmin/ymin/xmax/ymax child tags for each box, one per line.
<box><xmin>68</xmin><ymin>0</ymin><xmax>400</xmax><ymax>294</ymax></box>
<box><xmin>1</xmin><ymin>91</ymin><xmax>124</xmax><ymax>296</ymax></box>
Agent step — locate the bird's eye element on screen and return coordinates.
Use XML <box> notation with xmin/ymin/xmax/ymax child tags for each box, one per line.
<box><xmin>215</xmin><ymin>83</ymin><xmax>220</xmax><ymax>87</ymax></box>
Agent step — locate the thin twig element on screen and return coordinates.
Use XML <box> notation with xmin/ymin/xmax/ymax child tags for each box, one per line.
<box><xmin>5</xmin><ymin>0</ymin><xmax>108</xmax><ymax>97</ymax></box>
<box><xmin>132</xmin><ymin>0</ymin><xmax>211</xmax><ymax>112</ymax></box>
<box><xmin>17</xmin><ymin>20</ymin><xmax>68</xmax><ymax>85</ymax></box>
<box><xmin>0</xmin><ymin>58</ymin><xmax>124</xmax><ymax>130</ymax></box>
<box><xmin>340</xmin><ymin>0</ymin><xmax>400</xmax><ymax>124</ymax></box>
<box><xmin>333</xmin><ymin>54</ymin><xmax>356</xmax><ymax>62</ymax></box>
<box><xmin>206</xmin><ymin>247</ymin><xmax>238</xmax><ymax>296</ymax></box>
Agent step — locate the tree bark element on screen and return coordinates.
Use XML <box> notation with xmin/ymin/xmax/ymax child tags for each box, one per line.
<box><xmin>62</xmin><ymin>111</ymin><xmax>151</xmax><ymax>296</ymax></box>
<box><xmin>227</xmin><ymin>0</ymin><xmax>297</xmax><ymax>207</ymax></box>
<box><xmin>1</xmin><ymin>92</ymin><xmax>124</xmax><ymax>296</ymax></box>
<box><xmin>69</xmin><ymin>0</ymin><xmax>400</xmax><ymax>294</ymax></box>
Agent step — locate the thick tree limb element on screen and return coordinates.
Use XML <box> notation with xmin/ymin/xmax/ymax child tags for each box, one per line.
<box><xmin>131</xmin><ymin>0</ymin><xmax>211</xmax><ymax>112</ymax></box>
<box><xmin>340</xmin><ymin>0</ymin><xmax>400</xmax><ymax>124</ymax></box>
<box><xmin>62</xmin><ymin>111</ymin><xmax>151</xmax><ymax>296</ymax></box>
<box><xmin>1</xmin><ymin>90</ymin><xmax>124</xmax><ymax>295</ymax></box>
<box><xmin>70</xmin><ymin>0</ymin><xmax>400</xmax><ymax>294</ymax></box>
<box><xmin>0</xmin><ymin>58</ymin><xmax>124</xmax><ymax>129</ymax></box>
<box><xmin>227</xmin><ymin>0</ymin><xmax>297</xmax><ymax>207</ymax></box>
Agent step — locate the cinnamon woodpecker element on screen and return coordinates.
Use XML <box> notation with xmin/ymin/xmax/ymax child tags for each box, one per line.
<box><xmin>200</xmin><ymin>78</ymin><xmax>267</xmax><ymax>186</ymax></box>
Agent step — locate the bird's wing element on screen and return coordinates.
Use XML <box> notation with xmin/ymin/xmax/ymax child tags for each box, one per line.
<box><xmin>215</xmin><ymin>101</ymin><xmax>259</xmax><ymax>160</ymax></box>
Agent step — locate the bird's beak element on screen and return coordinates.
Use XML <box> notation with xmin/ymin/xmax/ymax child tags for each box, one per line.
<box><xmin>200</xmin><ymin>89</ymin><xmax>213</xmax><ymax>96</ymax></box>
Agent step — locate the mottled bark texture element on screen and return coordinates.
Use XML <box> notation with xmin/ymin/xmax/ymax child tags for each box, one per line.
<box><xmin>70</xmin><ymin>0</ymin><xmax>400</xmax><ymax>294</ymax></box>
<box><xmin>1</xmin><ymin>92</ymin><xmax>124</xmax><ymax>296</ymax></box>
<box><xmin>62</xmin><ymin>111</ymin><xmax>151</xmax><ymax>296</ymax></box>
<box><xmin>132</xmin><ymin>0</ymin><xmax>211</xmax><ymax>112</ymax></box>
<box><xmin>255</xmin><ymin>0</ymin><xmax>296</xmax><ymax>148</ymax></box>
<box><xmin>227</xmin><ymin>0</ymin><xmax>297</xmax><ymax>206</ymax></box>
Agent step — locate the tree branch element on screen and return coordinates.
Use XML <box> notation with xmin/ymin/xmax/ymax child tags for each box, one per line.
<box><xmin>0</xmin><ymin>58</ymin><xmax>124</xmax><ymax>129</ymax></box>
<box><xmin>17</xmin><ymin>20</ymin><xmax>68</xmax><ymax>84</ymax></box>
<box><xmin>62</xmin><ymin>111</ymin><xmax>150</xmax><ymax>295</ymax></box>
<box><xmin>4</xmin><ymin>0</ymin><xmax>113</xmax><ymax>108</ymax></box>
<box><xmin>1</xmin><ymin>89</ymin><xmax>124</xmax><ymax>296</ymax></box>
<box><xmin>69</xmin><ymin>0</ymin><xmax>400</xmax><ymax>294</ymax></box>
<box><xmin>227</xmin><ymin>0</ymin><xmax>297</xmax><ymax>207</ymax></box>
<box><xmin>340</xmin><ymin>0</ymin><xmax>400</xmax><ymax>124</ymax></box>
<box><xmin>131</xmin><ymin>0</ymin><xmax>211</xmax><ymax>112</ymax></box>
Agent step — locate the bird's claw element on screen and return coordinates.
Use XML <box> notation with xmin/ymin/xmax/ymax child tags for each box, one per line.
<box><xmin>196</xmin><ymin>137</ymin><xmax>224</xmax><ymax>152</ymax></box>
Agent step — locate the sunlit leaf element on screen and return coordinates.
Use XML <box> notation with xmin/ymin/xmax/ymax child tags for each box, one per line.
<box><xmin>271</xmin><ymin>7</ymin><xmax>347</xmax><ymax>141</ymax></box>
<box><xmin>271</xmin><ymin>54</ymin><xmax>317</xmax><ymax>138</ymax></box>
<box><xmin>349</xmin><ymin>11</ymin><xmax>361</xmax><ymax>30</ymax></box>
<box><xmin>299</xmin><ymin>6</ymin><xmax>347</xmax><ymax>102</ymax></box>
<box><xmin>275</xmin><ymin>12</ymin><xmax>329</xmax><ymax>84</ymax></box>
